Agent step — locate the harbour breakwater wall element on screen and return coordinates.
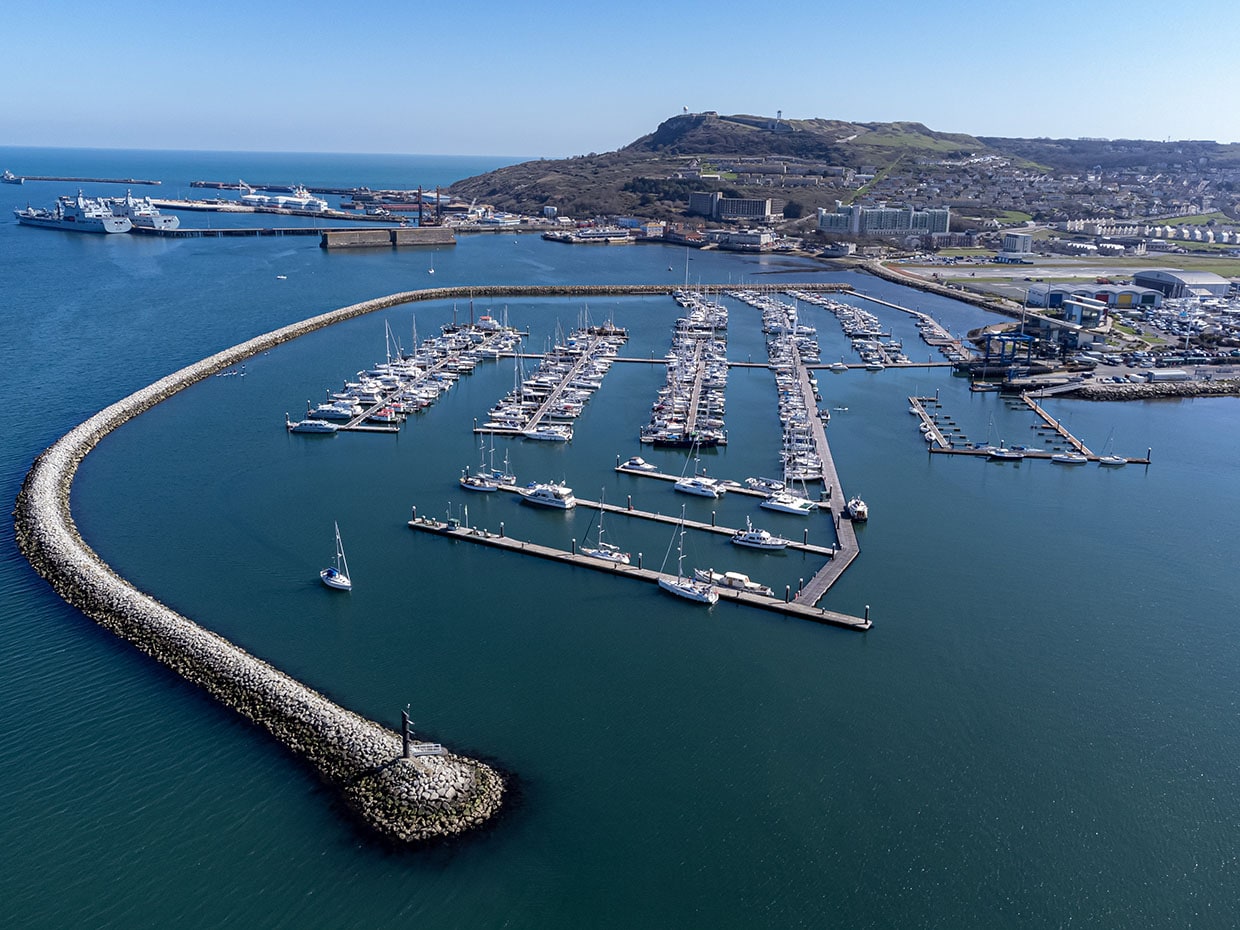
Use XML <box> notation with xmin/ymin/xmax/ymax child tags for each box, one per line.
<box><xmin>1071</xmin><ymin>378</ymin><xmax>1240</xmax><ymax>401</ymax></box>
<box><xmin>862</xmin><ymin>260</ymin><xmax>1024</xmax><ymax>320</ymax></box>
<box><xmin>13</xmin><ymin>281</ymin><xmax>852</xmax><ymax>843</ymax></box>
<box><xmin>321</xmin><ymin>227</ymin><xmax>456</xmax><ymax>249</ymax></box>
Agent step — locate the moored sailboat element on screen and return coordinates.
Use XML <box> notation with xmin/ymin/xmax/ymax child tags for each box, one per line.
<box><xmin>581</xmin><ymin>492</ymin><xmax>630</xmax><ymax>564</ymax></box>
<box><xmin>658</xmin><ymin>506</ymin><xmax>718</xmax><ymax>605</ymax></box>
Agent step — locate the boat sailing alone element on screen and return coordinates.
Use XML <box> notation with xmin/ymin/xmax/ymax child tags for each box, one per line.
<box><xmin>658</xmin><ymin>505</ymin><xmax>719</xmax><ymax>605</ymax></box>
<box><xmin>320</xmin><ymin>522</ymin><xmax>352</xmax><ymax>590</ymax></box>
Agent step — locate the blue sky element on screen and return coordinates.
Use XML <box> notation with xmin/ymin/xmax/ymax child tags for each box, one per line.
<box><xmin>4</xmin><ymin>0</ymin><xmax>1238</xmax><ymax>155</ymax></box>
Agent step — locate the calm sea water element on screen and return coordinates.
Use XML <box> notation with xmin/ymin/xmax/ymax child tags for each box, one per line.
<box><xmin>2</xmin><ymin>148</ymin><xmax>1238</xmax><ymax>929</ymax></box>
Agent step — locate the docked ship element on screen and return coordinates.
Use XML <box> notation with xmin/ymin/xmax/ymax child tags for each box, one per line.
<box><xmin>239</xmin><ymin>181</ymin><xmax>329</xmax><ymax>212</ymax></box>
<box><xmin>109</xmin><ymin>190</ymin><xmax>180</xmax><ymax>230</ymax></box>
<box><xmin>14</xmin><ymin>192</ymin><xmax>132</xmax><ymax>233</ymax></box>
<box><xmin>2</xmin><ymin>169</ymin><xmax>23</xmax><ymax>185</ymax></box>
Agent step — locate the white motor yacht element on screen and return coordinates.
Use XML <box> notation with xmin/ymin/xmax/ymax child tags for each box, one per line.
<box><xmin>693</xmin><ymin>568</ymin><xmax>774</xmax><ymax>596</ymax></box>
<box><xmin>673</xmin><ymin>476</ymin><xmax>723</xmax><ymax>498</ymax></box>
<box><xmin>522</xmin><ymin>423</ymin><xmax>573</xmax><ymax>442</ymax></box>
<box><xmin>619</xmin><ymin>455</ymin><xmax>659</xmax><ymax>473</ymax></box>
<box><xmin>760</xmin><ymin>491</ymin><xmax>818</xmax><ymax>515</ymax></box>
<box><xmin>731</xmin><ymin>517</ymin><xmax>791</xmax><ymax>550</ymax></box>
<box><xmin>520</xmin><ymin>482</ymin><xmax>576</xmax><ymax>509</ymax></box>
<box><xmin>286</xmin><ymin>414</ymin><xmax>338</xmax><ymax>434</ymax></box>
<box><xmin>846</xmin><ymin>497</ymin><xmax>869</xmax><ymax>522</ymax></box>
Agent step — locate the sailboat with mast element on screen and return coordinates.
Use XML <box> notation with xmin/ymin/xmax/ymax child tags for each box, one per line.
<box><xmin>673</xmin><ymin>444</ymin><xmax>725</xmax><ymax>498</ymax></box>
<box><xmin>1097</xmin><ymin>428</ymin><xmax>1127</xmax><ymax>467</ymax></box>
<box><xmin>658</xmin><ymin>505</ymin><xmax>718</xmax><ymax>605</ymax></box>
<box><xmin>320</xmin><ymin>522</ymin><xmax>352</xmax><ymax>591</ymax></box>
<box><xmin>760</xmin><ymin>428</ymin><xmax>819</xmax><ymax>515</ymax></box>
<box><xmin>460</xmin><ymin>436</ymin><xmax>500</xmax><ymax>491</ymax></box>
<box><xmin>581</xmin><ymin>491</ymin><xmax>631</xmax><ymax>564</ymax></box>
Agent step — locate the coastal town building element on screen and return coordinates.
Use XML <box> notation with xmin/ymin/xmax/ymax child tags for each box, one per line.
<box><xmin>816</xmin><ymin>201</ymin><xmax>950</xmax><ymax>238</ymax></box>
<box><xmin>928</xmin><ymin>231</ymin><xmax>977</xmax><ymax>248</ymax></box>
<box><xmin>689</xmin><ymin>191</ymin><xmax>774</xmax><ymax>222</ymax></box>
<box><xmin>996</xmin><ymin>231</ymin><xmax>1035</xmax><ymax>263</ymax></box>
<box><xmin>705</xmin><ymin>228</ymin><xmax>775</xmax><ymax>251</ymax></box>
<box><xmin>820</xmin><ymin>241</ymin><xmax>857</xmax><ymax>257</ymax></box>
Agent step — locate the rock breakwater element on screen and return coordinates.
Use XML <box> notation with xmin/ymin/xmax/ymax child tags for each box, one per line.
<box><xmin>1072</xmin><ymin>379</ymin><xmax>1240</xmax><ymax>401</ymax></box>
<box><xmin>12</xmin><ymin>281</ymin><xmax>854</xmax><ymax>842</ymax></box>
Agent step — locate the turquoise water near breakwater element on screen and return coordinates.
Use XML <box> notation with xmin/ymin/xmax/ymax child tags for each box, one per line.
<box><xmin>2</xmin><ymin>148</ymin><xmax>1239</xmax><ymax>929</ymax></box>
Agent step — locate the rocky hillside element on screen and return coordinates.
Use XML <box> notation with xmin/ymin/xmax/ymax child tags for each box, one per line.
<box><xmin>447</xmin><ymin>111</ymin><xmax>1240</xmax><ymax>222</ymax></box>
<box><xmin>624</xmin><ymin>112</ymin><xmax>988</xmax><ymax>161</ymax></box>
<box><xmin>447</xmin><ymin>112</ymin><xmax>995</xmax><ymax>220</ymax></box>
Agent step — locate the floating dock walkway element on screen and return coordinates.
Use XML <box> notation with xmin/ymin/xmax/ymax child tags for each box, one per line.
<box><xmin>475</xmin><ymin>332</ymin><xmax>619</xmax><ymax>438</ymax></box>
<box><xmin>909</xmin><ymin>394</ymin><xmax>1151</xmax><ymax>464</ymax></box>
<box><xmin>790</xmin><ymin>352</ymin><xmax>861</xmax><ymax>604</ymax></box>
<box><xmin>335</xmin><ymin>328</ymin><xmax>516</xmax><ymax>433</ymax></box>
<box><xmin>614</xmin><ymin>461</ymin><xmax>769</xmax><ymax>499</ymax></box>
<box><xmin>406</xmin><ymin>513</ymin><xmax>870</xmax><ymax>631</ymax></box>
<box><xmin>850</xmin><ymin>292</ymin><xmax>976</xmax><ymax>361</ymax></box>
<box><xmin>496</xmin><ymin>489</ymin><xmax>838</xmax><ymax>556</ymax></box>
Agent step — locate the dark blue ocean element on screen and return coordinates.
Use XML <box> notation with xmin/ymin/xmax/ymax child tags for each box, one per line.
<box><xmin>2</xmin><ymin>146</ymin><xmax>1238</xmax><ymax>929</ymax></box>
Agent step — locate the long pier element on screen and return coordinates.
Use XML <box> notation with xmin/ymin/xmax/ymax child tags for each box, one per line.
<box><xmin>15</xmin><ymin>174</ymin><xmax>161</xmax><ymax>185</ymax></box>
<box><xmin>337</xmin><ymin>328</ymin><xmax>514</xmax><ymax>432</ymax></box>
<box><xmin>132</xmin><ymin>225</ymin><xmax>354</xmax><ymax>239</ymax></box>
<box><xmin>506</xmin><ymin>489</ymin><xmax>838</xmax><ymax>556</ymax></box>
<box><xmin>613</xmin><ymin>461</ymin><xmax>769</xmax><ymax>499</ymax></box>
<box><xmin>1019</xmin><ymin>394</ymin><xmax>1092</xmax><ymax>455</ymax></box>
<box><xmin>850</xmin><ymin>291</ymin><xmax>976</xmax><ymax>360</ymax></box>
<box><xmin>476</xmin><ymin>333</ymin><xmax>614</xmax><ymax>438</ymax></box>
<box><xmin>790</xmin><ymin>352</ymin><xmax>860</xmax><ymax>604</ymax></box>
<box><xmin>407</xmin><ymin>514</ymin><xmax>870</xmax><ymax>631</ymax></box>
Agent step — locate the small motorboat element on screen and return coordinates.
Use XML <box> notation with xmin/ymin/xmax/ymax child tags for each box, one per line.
<box><xmin>845</xmin><ymin>497</ymin><xmax>869</xmax><ymax>522</ymax></box>
<box><xmin>619</xmin><ymin>455</ymin><xmax>659</xmax><ymax>473</ymax></box>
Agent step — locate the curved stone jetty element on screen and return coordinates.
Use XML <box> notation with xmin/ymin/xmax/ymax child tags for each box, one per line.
<box><xmin>12</xmin><ymin>282</ymin><xmax>851</xmax><ymax>842</ymax></box>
